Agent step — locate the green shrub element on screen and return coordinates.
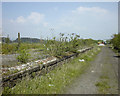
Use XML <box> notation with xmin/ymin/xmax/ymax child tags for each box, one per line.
<box><xmin>2</xmin><ymin>43</ymin><xmax>44</xmax><ymax>54</ymax></box>
<box><xmin>45</xmin><ymin>33</ymin><xmax>81</xmax><ymax>58</ymax></box>
<box><xmin>17</xmin><ymin>49</ymin><xmax>30</xmax><ymax>63</ymax></box>
<box><xmin>2</xmin><ymin>43</ymin><xmax>18</xmax><ymax>54</ymax></box>
<box><xmin>111</xmin><ymin>33</ymin><xmax>120</xmax><ymax>52</ymax></box>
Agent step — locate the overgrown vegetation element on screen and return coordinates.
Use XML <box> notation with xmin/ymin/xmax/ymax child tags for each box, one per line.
<box><xmin>2</xmin><ymin>33</ymin><xmax>98</xmax><ymax>74</ymax></box>
<box><xmin>95</xmin><ymin>80</ymin><xmax>111</xmax><ymax>94</ymax></box>
<box><xmin>2</xmin><ymin>47</ymin><xmax>101</xmax><ymax>94</ymax></box>
<box><xmin>95</xmin><ymin>73</ymin><xmax>111</xmax><ymax>94</ymax></box>
<box><xmin>17</xmin><ymin>49</ymin><xmax>30</xmax><ymax>63</ymax></box>
<box><xmin>111</xmin><ymin>33</ymin><xmax>120</xmax><ymax>52</ymax></box>
<box><xmin>45</xmin><ymin>33</ymin><xmax>97</xmax><ymax>58</ymax></box>
<box><xmin>2</xmin><ymin>43</ymin><xmax>44</xmax><ymax>54</ymax></box>
<box><xmin>2</xmin><ymin>33</ymin><xmax>97</xmax><ymax>56</ymax></box>
<box><xmin>2</xmin><ymin>43</ymin><xmax>18</xmax><ymax>54</ymax></box>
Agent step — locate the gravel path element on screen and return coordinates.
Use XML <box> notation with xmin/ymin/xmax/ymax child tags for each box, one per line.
<box><xmin>65</xmin><ymin>46</ymin><xmax>118</xmax><ymax>94</ymax></box>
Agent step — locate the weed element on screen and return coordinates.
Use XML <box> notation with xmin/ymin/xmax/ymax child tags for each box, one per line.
<box><xmin>95</xmin><ymin>80</ymin><xmax>111</xmax><ymax>94</ymax></box>
<box><xmin>44</xmin><ymin>33</ymin><xmax>97</xmax><ymax>58</ymax></box>
<box><xmin>16</xmin><ymin>49</ymin><xmax>30</xmax><ymax>63</ymax></box>
<box><xmin>100</xmin><ymin>75</ymin><xmax>109</xmax><ymax>79</ymax></box>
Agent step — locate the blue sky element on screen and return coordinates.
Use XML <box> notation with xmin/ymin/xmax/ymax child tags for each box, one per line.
<box><xmin>0</xmin><ymin>2</ymin><xmax>2</xmax><ymax>32</ymax></box>
<box><xmin>2</xmin><ymin>2</ymin><xmax>118</xmax><ymax>40</ymax></box>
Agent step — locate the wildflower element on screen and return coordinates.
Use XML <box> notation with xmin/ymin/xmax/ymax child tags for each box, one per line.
<box><xmin>49</xmin><ymin>77</ymin><xmax>52</xmax><ymax>80</ymax></box>
<box><xmin>79</xmin><ymin>59</ymin><xmax>85</xmax><ymax>62</ymax></box>
<box><xmin>48</xmin><ymin>84</ymin><xmax>54</xmax><ymax>87</ymax></box>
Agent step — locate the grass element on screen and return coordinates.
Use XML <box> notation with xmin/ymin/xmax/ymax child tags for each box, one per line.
<box><xmin>2</xmin><ymin>47</ymin><xmax>101</xmax><ymax>94</ymax></box>
<box><xmin>107</xmin><ymin>44</ymin><xmax>119</xmax><ymax>56</ymax></box>
<box><xmin>100</xmin><ymin>75</ymin><xmax>109</xmax><ymax>79</ymax></box>
<box><xmin>2</xmin><ymin>43</ymin><xmax>45</xmax><ymax>54</ymax></box>
<box><xmin>95</xmin><ymin>74</ymin><xmax>111</xmax><ymax>94</ymax></box>
<box><xmin>95</xmin><ymin>70</ymin><xmax>117</xmax><ymax>94</ymax></box>
<box><xmin>95</xmin><ymin>80</ymin><xmax>111</xmax><ymax>94</ymax></box>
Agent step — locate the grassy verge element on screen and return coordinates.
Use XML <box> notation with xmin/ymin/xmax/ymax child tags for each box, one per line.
<box><xmin>95</xmin><ymin>77</ymin><xmax>111</xmax><ymax>94</ymax></box>
<box><xmin>107</xmin><ymin>44</ymin><xmax>119</xmax><ymax>56</ymax></box>
<box><xmin>3</xmin><ymin>47</ymin><xmax>101</xmax><ymax>94</ymax></box>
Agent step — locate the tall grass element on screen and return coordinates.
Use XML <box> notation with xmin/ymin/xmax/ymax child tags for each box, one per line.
<box><xmin>2</xmin><ymin>43</ymin><xmax>44</xmax><ymax>54</ymax></box>
<box><xmin>3</xmin><ymin>47</ymin><xmax>101</xmax><ymax>94</ymax></box>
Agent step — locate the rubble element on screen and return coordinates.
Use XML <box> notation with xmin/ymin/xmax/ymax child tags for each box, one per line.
<box><xmin>2</xmin><ymin>56</ymin><xmax>57</xmax><ymax>75</ymax></box>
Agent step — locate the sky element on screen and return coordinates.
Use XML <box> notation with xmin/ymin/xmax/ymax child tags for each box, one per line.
<box><xmin>2</xmin><ymin>2</ymin><xmax>118</xmax><ymax>40</ymax></box>
<box><xmin>0</xmin><ymin>2</ymin><xmax>2</xmax><ymax>35</ymax></box>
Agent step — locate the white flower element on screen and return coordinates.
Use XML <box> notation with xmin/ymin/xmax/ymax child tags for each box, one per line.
<box><xmin>27</xmin><ymin>63</ymin><xmax>30</xmax><ymax>65</ymax></box>
<box><xmin>22</xmin><ymin>64</ymin><xmax>26</xmax><ymax>67</ymax></box>
<box><xmin>48</xmin><ymin>84</ymin><xmax>54</xmax><ymax>86</ymax></box>
<box><xmin>43</xmin><ymin>62</ymin><xmax>46</xmax><ymax>65</ymax></box>
<box><xmin>79</xmin><ymin>59</ymin><xmax>85</xmax><ymax>62</ymax></box>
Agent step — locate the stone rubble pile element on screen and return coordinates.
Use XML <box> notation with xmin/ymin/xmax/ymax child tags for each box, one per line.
<box><xmin>1</xmin><ymin>56</ymin><xmax>57</xmax><ymax>74</ymax></box>
<box><xmin>1</xmin><ymin>47</ymin><xmax>92</xmax><ymax>76</ymax></box>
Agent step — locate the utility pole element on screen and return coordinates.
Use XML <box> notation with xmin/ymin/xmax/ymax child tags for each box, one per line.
<box><xmin>18</xmin><ymin>32</ymin><xmax>21</xmax><ymax>49</ymax></box>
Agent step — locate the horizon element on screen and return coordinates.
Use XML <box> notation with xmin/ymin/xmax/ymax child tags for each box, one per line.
<box><xmin>1</xmin><ymin>35</ymin><xmax>112</xmax><ymax>41</ymax></box>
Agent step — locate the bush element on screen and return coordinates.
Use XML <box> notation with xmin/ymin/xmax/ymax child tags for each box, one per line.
<box><xmin>2</xmin><ymin>43</ymin><xmax>43</xmax><ymax>54</ymax></box>
<box><xmin>17</xmin><ymin>49</ymin><xmax>30</xmax><ymax>63</ymax></box>
<box><xmin>45</xmin><ymin>33</ymin><xmax>80</xmax><ymax>58</ymax></box>
<box><xmin>44</xmin><ymin>33</ymin><xmax>97</xmax><ymax>58</ymax></box>
<box><xmin>111</xmin><ymin>33</ymin><xmax>120</xmax><ymax>52</ymax></box>
<box><xmin>2</xmin><ymin>43</ymin><xmax>18</xmax><ymax>54</ymax></box>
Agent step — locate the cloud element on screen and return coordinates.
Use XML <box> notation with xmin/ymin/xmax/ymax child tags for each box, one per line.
<box><xmin>72</xmin><ymin>6</ymin><xmax>108</xmax><ymax>14</ymax></box>
<box><xmin>43</xmin><ymin>22</ymin><xmax>48</xmax><ymax>27</ymax></box>
<box><xmin>28</xmin><ymin>12</ymin><xmax>44</xmax><ymax>24</ymax></box>
<box><xmin>58</xmin><ymin>6</ymin><xmax>109</xmax><ymax>28</ymax></box>
<box><xmin>16</xmin><ymin>16</ymin><xmax>26</xmax><ymax>23</ymax></box>
<box><xmin>10</xmin><ymin>12</ymin><xmax>44</xmax><ymax>24</ymax></box>
<box><xmin>7</xmin><ymin>6</ymin><xmax>117</xmax><ymax>40</ymax></box>
<box><xmin>54</xmin><ymin>6</ymin><xmax>116</xmax><ymax>40</ymax></box>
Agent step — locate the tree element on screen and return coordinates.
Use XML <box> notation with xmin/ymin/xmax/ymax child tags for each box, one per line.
<box><xmin>5</xmin><ymin>35</ymin><xmax>10</xmax><ymax>44</ymax></box>
<box><xmin>111</xmin><ymin>33</ymin><xmax>120</xmax><ymax>52</ymax></box>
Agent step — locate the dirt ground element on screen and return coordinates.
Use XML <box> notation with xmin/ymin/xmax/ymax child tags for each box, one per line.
<box><xmin>64</xmin><ymin>46</ymin><xmax>118</xmax><ymax>94</ymax></box>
